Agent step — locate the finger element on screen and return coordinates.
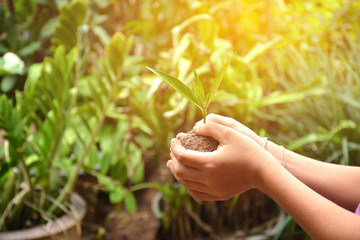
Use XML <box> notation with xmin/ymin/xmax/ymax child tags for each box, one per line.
<box><xmin>166</xmin><ymin>159</ymin><xmax>173</xmax><ymax>169</ymax></box>
<box><xmin>195</xmin><ymin>114</ymin><xmax>238</xmax><ymax>129</ymax></box>
<box><xmin>193</xmin><ymin>121</ymin><xmax>235</xmax><ymax>144</ymax></box>
<box><xmin>187</xmin><ymin>189</ymin><xmax>220</xmax><ymax>201</ymax></box>
<box><xmin>183</xmin><ymin>179</ymin><xmax>208</xmax><ymax>192</ymax></box>
<box><xmin>167</xmin><ymin>160</ymin><xmax>188</xmax><ymax>186</ymax></box>
<box><xmin>176</xmin><ymin>132</ymin><xmax>186</xmax><ymax>140</ymax></box>
<box><xmin>171</xmin><ymin>138</ymin><xmax>213</xmax><ymax>169</ymax></box>
<box><xmin>204</xmin><ymin>114</ymin><xmax>253</xmax><ymax>136</ymax></box>
<box><xmin>170</xmin><ymin>152</ymin><xmax>203</xmax><ymax>182</ymax></box>
<box><xmin>206</xmin><ymin>114</ymin><xmax>238</xmax><ymax>128</ymax></box>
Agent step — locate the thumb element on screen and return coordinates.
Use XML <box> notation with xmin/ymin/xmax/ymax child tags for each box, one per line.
<box><xmin>193</xmin><ymin>121</ymin><xmax>234</xmax><ymax>144</ymax></box>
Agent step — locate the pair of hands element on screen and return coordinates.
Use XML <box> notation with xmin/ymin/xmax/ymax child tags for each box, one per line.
<box><xmin>167</xmin><ymin>114</ymin><xmax>278</xmax><ymax>201</ymax></box>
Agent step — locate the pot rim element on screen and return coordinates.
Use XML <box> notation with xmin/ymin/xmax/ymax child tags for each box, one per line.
<box><xmin>0</xmin><ymin>192</ymin><xmax>87</xmax><ymax>240</ymax></box>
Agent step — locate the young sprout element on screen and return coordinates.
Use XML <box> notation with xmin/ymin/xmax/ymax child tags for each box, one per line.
<box><xmin>147</xmin><ymin>59</ymin><xmax>231</xmax><ymax>124</ymax></box>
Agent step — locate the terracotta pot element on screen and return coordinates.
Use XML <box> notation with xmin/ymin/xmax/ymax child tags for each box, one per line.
<box><xmin>0</xmin><ymin>193</ymin><xmax>87</xmax><ymax>240</ymax></box>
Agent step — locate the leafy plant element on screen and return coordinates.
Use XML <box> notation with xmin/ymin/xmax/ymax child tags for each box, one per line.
<box><xmin>0</xmin><ymin>0</ymin><xmax>145</xmax><ymax>232</ymax></box>
<box><xmin>0</xmin><ymin>0</ymin><xmax>60</xmax><ymax>94</ymax></box>
<box><xmin>146</xmin><ymin>58</ymin><xmax>231</xmax><ymax>124</ymax></box>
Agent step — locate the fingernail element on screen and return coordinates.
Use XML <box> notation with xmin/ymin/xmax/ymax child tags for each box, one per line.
<box><xmin>167</xmin><ymin>160</ymin><xmax>173</xmax><ymax>170</ymax></box>
<box><xmin>176</xmin><ymin>132</ymin><xmax>185</xmax><ymax>139</ymax></box>
<box><xmin>193</xmin><ymin>124</ymin><xmax>200</xmax><ymax>130</ymax></box>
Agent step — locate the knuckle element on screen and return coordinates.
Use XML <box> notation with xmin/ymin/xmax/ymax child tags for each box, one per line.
<box><xmin>176</xmin><ymin>169</ymin><xmax>185</xmax><ymax>179</ymax></box>
<box><xmin>190</xmin><ymin>192</ymin><xmax>201</xmax><ymax>201</ymax></box>
<box><xmin>205</xmin><ymin>163</ymin><xmax>217</xmax><ymax>176</ymax></box>
<box><xmin>176</xmin><ymin>151</ymin><xmax>183</xmax><ymax>160</ymax></box>
<box><xmin>177</xmin><ymin>151</ymin><xmax>186</xmax><ymax>164</ymax></box>
<box><xmin>194</xmin><ymin>195</ymin><xmax>202</xmax><ymax>201</ymax></box>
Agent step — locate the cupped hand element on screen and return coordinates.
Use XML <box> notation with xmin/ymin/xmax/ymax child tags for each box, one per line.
<box><xmin>195</xmin><ymin>114</ymin><xmax>264</xmax><ymax>147</ymax></box>
<box><xmin>167</xmin><ymin>121</ymin><xmax>274</xmax><ymax>201</ymax></box>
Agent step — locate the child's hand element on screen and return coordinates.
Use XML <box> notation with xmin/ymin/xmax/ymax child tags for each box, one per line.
<box><xmin>168</xmin><ymin>121</ymin><xmax>275</xmax><ymax>201</ymax></box>
<box><xmin>195</xmin><ymin>114</ymin><xmax>264</xmax><ymax>147</ymax></box>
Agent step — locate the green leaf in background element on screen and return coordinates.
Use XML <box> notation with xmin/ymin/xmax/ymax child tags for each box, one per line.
<box><xmin>105</xmin><ymin>32</ymin><xmax>133</xmax><ymax>74</ymax></box>
<box><xmin>192</xmin><ymin>70</ymin><xmax>205</xmax><ymax>107</ymax></box>
<box><xmin>109</xmin><ymin>187</ymin><xmax>125</xmax><ymax>204</ymax></box>
<box><xmin>124</xmin><ymin>192</ymin><xmax>137</xmax><ymax>215</ymax></box>
<box><xmin>40</xmin><ymin>17</ymin><xmax>59</xmax><ymax>39</ymax></box>
<box><xmin>97</xmin><ymin>174</ymin><xmax>116</xmax><ymax>192</ymax></box>
<box><xmin>287</xmin><ymin>120</ymin><xmax>356</xmax><ymax>150</ymax></box>
<box><xmin>205</xmin><ymin>57</ymin><xmax>232</xmax><ymax>110</ymax></box>
<box><xmin>146</xmin><ymin>67</ymin><xmax>202</xmax><ymax>110</ymax></box>
<box><xmin>52</xmin><ymin>0</ymin><xmax>87</xmax><ymax>52</ymax></box>
<box><xmin>132</xmin><ymin>163</ymin><xmax>144</xmax><ymax>185</ymax></box>
<box><xmin>0</xmin><ymin>52</ymin><xmax>24</xmax><ymax>76</ymax></box>
<box><xmin>1</xmin><ymin>76</ymin><xmax>17</xmax><ymax>93</ymax></box>
<box><xmin>18</xmin><ymin>41</ymin><xmax>41</xmax><ymax>57</ymax></box>
<box><xmin>242</xmin><ymin>37</ymin><xmax>282</xmax><ymax>64</ymax></box>
<box><xmin>92</xmin><ymin>25</ymin><xmax>111</xmax><ymax>46</ymax></box>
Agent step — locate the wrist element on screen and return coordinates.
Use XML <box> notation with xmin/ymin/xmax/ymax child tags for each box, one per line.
<box><xmin>267</xmin><ymin>140</ymin><xmax>284</xmax><ymax>164</ymax></box>
<box><xmin>260</xmin><ymin>138</ymin><xmax>288</xmax><ymax>168</ymax></box>
<box><xmin>255</xmin><ymin>152</ymin><xmax>281</xmax><ymax>191</ymax></box>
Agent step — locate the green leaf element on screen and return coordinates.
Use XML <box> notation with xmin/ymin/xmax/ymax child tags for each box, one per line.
<box><xmin>105</xmin><ymin>32</ymin><xmax>133</xmax><ymax>75</ymax></box>
<box><xmin>205</xmin><ymin>57</ymin><xmax>231</xmax><ymax>110</ymax></box>
<box><xmin>97</xmin><ymin>174</ymin><xmax>116</xmax><ymax>192</ymax></box>
<box><xmin>1</xmin><ymin>76</ymin><xmax>17</xmax><ymax>93</ymax></box>
<box><xmin>85</xmin><ymin>145</ymin><xmax>98</xmax><ymax>170</ymax></box>
<box><xmin>192</xmin><ymin>70</ymin><xmax>205</xmax><ymax>106</ymax></box>
<box><xmin>52</xmin><ymin>0</ymin><xmax>87</xmax><ymax>52</ymax></box>
<box><xmin>40</xmin><ymin>17</ymin><xmax>59</xmax><ymax>39</ymax></box>
<box><xmin>132</xmin><ymin>162</ymin><xmax>144</xmax><ymax>184</ymax></box>
<box><xmin>99</xmin><ymin>152</ymin><xmax>112</xmax><ymax>174</ymax></box>
<box><xmin>242</xmin><ymin>37</ymin><xmax>282</xmax><ymax>64</ymax></box>
<box><xmin>146</xmin><ymin>67</ymin><xmax>202</xmax><ymax>110</ymax></box>
<box><xmin>18</xmin><ymin>41</ymin><xmax>41</xmax><ymax>57</ymax></box>
<box><xmin>109</xmin><ymin>187</ymin><xmax>124</xmax><ymax>204</ymax></box>
<box><xmin>71</xmin><ymin>0</ymin><xmax>88</xmax><ymax>25</ymax></box>
<box><xmin>124</xmin><ymin>192</ymin><xmax>137</xmax><ymax>215</ymax></box>
<box><xmin>260</xmin><ymin>87</ymin><xmax>325</xmax><ymax>107</ymax></box>
<box><xmin>287</xmin><ymin>133</ymin><xmax>323</xmax><ymax>151</ymax></box>
<box><xmin>0</xmin><ymin>52</ymin><xmax>24</xmax><ymax>76</ymax></box>
<box><xmin>93</xmin><ymin>25</ymin><xmax>111</xmax><ymax>46</ymax></box>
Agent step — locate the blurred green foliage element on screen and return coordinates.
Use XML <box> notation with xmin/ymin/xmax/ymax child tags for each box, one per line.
<box><xmin>1</xmin><ymin>0</ymin><xmax>360</xmax><ymax>238</ymax></box>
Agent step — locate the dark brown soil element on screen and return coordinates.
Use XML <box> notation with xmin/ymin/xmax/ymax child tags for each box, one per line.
<box><xmin>178</xmin><ymin>130</ymin><xmax>219</xmax><ymax>152</ymax></box>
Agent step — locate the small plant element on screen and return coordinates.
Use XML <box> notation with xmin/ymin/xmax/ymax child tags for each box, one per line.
<box><xmin>147</xmin><ymin>58</ymin><xmax>231</xmax><ymax>124</ymax></box>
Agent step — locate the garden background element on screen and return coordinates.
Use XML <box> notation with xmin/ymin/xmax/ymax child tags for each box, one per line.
<box><xmin>1</xmin><ymin>0</ymin><xmax>360</xmax><ymax>239</ymax></box>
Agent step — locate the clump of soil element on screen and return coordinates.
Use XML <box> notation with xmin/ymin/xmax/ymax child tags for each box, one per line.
<box><xmin>178</xmin><ymin>130</ymin><xmax>219</xmax><ymax>152</ymax></box>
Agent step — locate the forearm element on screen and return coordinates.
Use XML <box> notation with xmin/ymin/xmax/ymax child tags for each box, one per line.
<box><xmin>258</xmin><ymin>157</ymin><xmax>360</xmax><ymax>240</ymax></box>
<box><xmin>267</xmin><ymin>140</ymin><xmax>360</xmax><ymax>211</ymax></box>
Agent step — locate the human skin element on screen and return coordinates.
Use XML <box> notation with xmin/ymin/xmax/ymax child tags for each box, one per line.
<box><xmin>167</xmin><ymin>114</ymin><xmax>360</xmax><ymax>240</ymax></box>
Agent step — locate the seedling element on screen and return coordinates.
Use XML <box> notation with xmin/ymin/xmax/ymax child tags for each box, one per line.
<box><xmin>147</xmin><ymin>59</ymin><xmax>231</xmax><ymax>124</ymax></box>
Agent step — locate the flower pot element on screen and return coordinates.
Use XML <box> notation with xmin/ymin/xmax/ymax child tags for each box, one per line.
<box><xmin>0</xmin><ymin>193</ymin><xmax>87</xmax><ymax>240</ymax></box>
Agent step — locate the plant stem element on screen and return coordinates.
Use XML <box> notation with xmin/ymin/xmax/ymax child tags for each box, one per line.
<box><xmin>0</xmin><ymin>183</ymin><xmax>30</xmax><ymax>230</ymax></box>
<box><xmin>20</xmin><ymin>158</ymin><xmax>34</xmax><ymax>200</ymax></box>
<box><xmin>7</xmin><ymin>0</ymin><xmax>15</xmax><ymax>18</ymax></box>
<box><xmin>46</xmin><ymin>103</ymin><xmax>107</xmax><ymax>215</ymax></box>
<box><xmin>46</xmin><ymin>31</ymin><xmax>87</xmax><ymax>215</ymax></box>
<box><xmin>46</xmin><ymin>76</ymin><xmax>119</xmax><ymax>216</ymax></box>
